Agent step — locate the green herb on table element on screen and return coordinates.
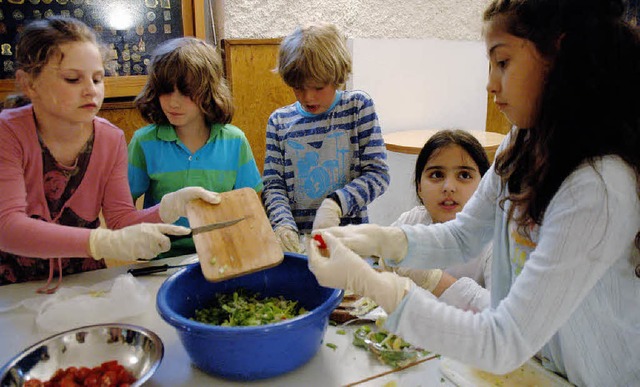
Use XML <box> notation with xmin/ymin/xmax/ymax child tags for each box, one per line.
<box><xmin>326</xmin><ymin>343</ymin><xmax>338</xmax><ymax>350</ymax></box>
<box><xmin>353</xmin><ymin>325</ymin><xmax>432</xmax><ymax>368</ymax></box>
<box><xmin>336</xmin><ymin>329</ymin><xmax>346</xmax><ymax>335</ymax></box>
<box><xmin>192</xmin><ymin>288</ymin><xmax>307</xmax><ymax>326</ymax></box>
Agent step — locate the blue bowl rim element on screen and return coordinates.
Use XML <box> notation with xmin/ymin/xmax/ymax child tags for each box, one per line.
<box><xmin>0</xmin><ymin>323</ymin><xmax>164</xmax><ymax>387</ymax></box>
<box><xmin>156</xmin><ymin>253</ymin><xmax>343</xmax><ymax>335</ymax></box>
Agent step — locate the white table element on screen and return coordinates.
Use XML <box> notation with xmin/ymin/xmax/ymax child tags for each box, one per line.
<box><xmin>0</xmin><ymin>256</ymin><xmax>456</xmax><ymax>387</ymax></box>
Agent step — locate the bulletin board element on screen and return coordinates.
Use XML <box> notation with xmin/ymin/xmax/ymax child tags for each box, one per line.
<box><xmin>0</xmin><ymin>0</ymin><xmax>204</xmax><ymax>99</ymax></box>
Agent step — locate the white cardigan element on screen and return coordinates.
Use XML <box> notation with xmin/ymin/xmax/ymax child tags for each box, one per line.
<box><xmin>386</xmin><ymin>144</ymin><xmax>640</xmax><ymax>386</ymax></box>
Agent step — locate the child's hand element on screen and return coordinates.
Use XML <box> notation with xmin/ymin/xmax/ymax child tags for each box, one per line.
<box><xmin>324</xmin><ymin>224</ymin><xmax>408</xmax><ymax>262</ymax></box>
<box><xmin>392</xmin><ymin>267</ymin><xmax>444</xmax><ymax>293</ymax></box>
<box><xmin>307</xmin><ymin>231</ymin><xmax>370</xmax><ymax>290</ymax></box>
<box><xmin>275</xmin><ymin>226</ymin><xmax>303</xmax><ymax>253</ymax></box>
<box><xmin>89</xmin><ymin>223</ymin><xmax>190</xmax><ymax>261</ymax></box>
<box><xmin>308</xmin><ymin>232</ymin><xmax>413</xmax><ymax>314</ymax></box>
<box><xmin>159</xmin><ymin>187</ymin><xmax>221</xmax><ymax>224</ymax></box>
<box><xmin>312</xmin><ymin>198</ymin><xmax>342</xmax><ymax>230</ymax></box>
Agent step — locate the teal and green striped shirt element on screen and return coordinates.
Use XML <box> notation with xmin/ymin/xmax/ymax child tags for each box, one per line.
<box><xmin>128</xmin><ymin>122</ymin><xmax>263</xmax><ymax>257</ymax></box>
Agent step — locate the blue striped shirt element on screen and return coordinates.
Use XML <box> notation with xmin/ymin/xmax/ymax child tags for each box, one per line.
<box><xmin>262</xmin><ymin>90</ymin><xmax>390</xmax><ymax>233</ymax></box>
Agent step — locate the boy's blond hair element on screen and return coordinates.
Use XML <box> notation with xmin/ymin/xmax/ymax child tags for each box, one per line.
<box><xmin>277</xmin><ymin>22</ymin><xmax>352</xmax><ymax>88</ymax></box>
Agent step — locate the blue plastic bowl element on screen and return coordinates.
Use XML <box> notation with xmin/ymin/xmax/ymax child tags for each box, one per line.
<box><xmin>156</xmin><ymin>253</ymin><xmax>343</xmax><ymax>381</ymax></box>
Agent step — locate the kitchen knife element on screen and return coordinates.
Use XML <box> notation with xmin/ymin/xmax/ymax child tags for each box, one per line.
<box><xmin>127</xmin><ymin>263</ymin><xmax>192</xmax><ymax>276</ymax></box>
<box><xmin>168</xmin><ymin>217</ymin><xmax>245</xmax><ymax>242</ymax></box>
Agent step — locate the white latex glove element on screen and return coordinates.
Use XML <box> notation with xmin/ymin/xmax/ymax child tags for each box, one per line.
<box><xmin>89</xmin><ymin>223</ymin><xmax>190</xmax><ymax>261</ymax></box>
<box><xmin>275</xmin><ymin>226</ymin><xmax>303</xmax><ymax>253</ymax></box>
<box><xmin>393</xmin><ymin>267</ymin><xmax>443</xmax><ymax>293</ymax></box>
<box><xmin>308</xmin><ymin>232</ymin><xmax>413</xmax><ymax>314</ymax></box>
<box><xmin>159</xmin><ymin>187</ymin><xmax>221</xmax><ymax>224</ymax></box>
<box><xmin>324</xmin><ymin>224</ymin><xmax>408</xmax><ymax>263</ymax></box>
<box><xmin>312</xmin><ymin>198</ymin><xmax>342</xmax><ymax>231</ymax></box>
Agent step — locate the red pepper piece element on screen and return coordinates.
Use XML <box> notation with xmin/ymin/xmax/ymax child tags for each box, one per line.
<box><xmin>313</xmin><ymin>234</ymin><xmax>327</xmax><ymax>250</ymax></box>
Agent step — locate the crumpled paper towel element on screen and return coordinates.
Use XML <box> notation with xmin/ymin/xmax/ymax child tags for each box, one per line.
<box><xmin>0</xmin><ymin>274</ymin><xmax>151</xmax><ymax>332</ymax></box>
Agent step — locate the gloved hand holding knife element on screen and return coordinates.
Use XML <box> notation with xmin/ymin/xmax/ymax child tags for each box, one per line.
<box><xmin>89</xmin><ymin>187</ymin><xmax>222</xmax><ymax>261</ymax></box>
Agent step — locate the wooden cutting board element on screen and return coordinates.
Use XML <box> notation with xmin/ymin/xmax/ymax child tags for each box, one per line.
<box><xmin>440</xmin><ymin>357</ymin><xmax>573</xmax><ymax>387</ymax></box>
<box><xmin>185</xmin><ymin>187</ymin><xmax>284</xmax><ymax>282</ymax></box>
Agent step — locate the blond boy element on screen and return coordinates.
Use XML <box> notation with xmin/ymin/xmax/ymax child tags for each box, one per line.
<box><xmin>262</xmin><ymin>23</ymin><xmax>390</xmax><ymax>253</ymax></box>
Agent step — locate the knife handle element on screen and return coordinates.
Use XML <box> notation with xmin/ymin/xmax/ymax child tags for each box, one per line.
<box><xmin>168</xmin><ymin>232</ymin><xmax>192</xmax><ymax>242</ymax></box>
<box><xmin>128</xmin><ymin>264</ymin><xmax>169</xmax><ymax>277</ymax></box>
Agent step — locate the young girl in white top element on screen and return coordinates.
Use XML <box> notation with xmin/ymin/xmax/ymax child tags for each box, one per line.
<box><xmin>308</xmin><ymin>0</ymin><xmax>640</xmax><ymax>385</ymax></box>
<box><xmin>390</xmin><ymin>129</ymin><xmax>492</xmax><ymax>297</ymax></box>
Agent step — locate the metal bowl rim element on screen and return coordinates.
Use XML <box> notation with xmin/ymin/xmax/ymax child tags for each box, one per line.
<box><xmin>0</xmin><ymin>322</ymin><xmax>164</xmax><ymax>386</ymax></box>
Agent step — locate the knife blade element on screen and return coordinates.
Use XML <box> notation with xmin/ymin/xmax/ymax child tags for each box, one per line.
<box><xmin>168</xmin><ymin>217</ymin><xmax>245</xmax><ymax>242</ymax></box>
<box><xmin>191</xmin><ymin>216</ymin><xmax>245</xmax><ymax>235</ymax></box>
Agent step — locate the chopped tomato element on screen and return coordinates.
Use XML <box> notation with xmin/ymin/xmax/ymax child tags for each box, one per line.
<box><xmin>116</xmin><ymin>367</ymin><xmax>136</xmax><ymax>384</ymax></box>
<box><xmin>100</xmin><ymin>361</ymin><xmax>119</xmax><ymax>372</ymax></box>
<box><xmin>76</xmin><ymin>367</ymin><xmax>91</xmax><ymax>382</ymax></box>
<box><xmin>59</xmin><ymin>377</ymin><xmax>79</xmax><ymax>387</ymax></box>
<box><xmin>25</xmin><ymin>361</ymin><xmax>136</xmax><ymax>387</ymax></box>
<box><xmin>83</xmin><ymin>374</ymin><xmax>99</xmax><ymax>387</ymax></box>
<box><xmin>99</xmin><ymin>370</ymin><xmax>117</xmax><ymax>386</ymax></box>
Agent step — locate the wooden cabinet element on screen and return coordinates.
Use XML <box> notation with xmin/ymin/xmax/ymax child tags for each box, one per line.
<box><xmin>97</xmin><ymin>99</ymin><xmax>147</xmax><ymax>143</ymax></box>
<box><xmin>222</xmin><ymin>39</ymin><xmax>297</xmax><ymax>174</ymax></box>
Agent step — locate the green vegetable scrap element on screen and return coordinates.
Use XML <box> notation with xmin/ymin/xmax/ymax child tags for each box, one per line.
<box><xmin>336</xmin><ymin>329</ymin><xmax>346</xmax><ymax>335</ymax></box>
<box><xmin>353</xmin><ymin>325</ymin><xmax>432</xmax><ymax>368</ymax></box>
<box><xmin>326</xmin><ymin>343</ymin><xmax>338</xmax><ymax>350</ymax></box>
<box><xmin>192</xmin><ymin>288</ymin><xmax>307</xmax><ymax>327</ymax></box>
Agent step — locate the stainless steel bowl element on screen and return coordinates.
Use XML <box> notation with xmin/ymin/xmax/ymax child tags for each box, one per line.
<box><xmin>0</xmin><ymin>323</ymin><xmax>163</xmax><ymax>387</ymax></box>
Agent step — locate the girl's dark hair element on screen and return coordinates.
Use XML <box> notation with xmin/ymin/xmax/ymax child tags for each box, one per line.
<box><xmin>135</xmin><ymin>37</ymin><xmax>233</xmax><ymax>126</ymax></box>
<box><xmin>484</xmin><ymin>0</ymin><xmax>640</xmax><ymax>251</ymax></box>
<box><xmin>413</xmin><ymin>129</ymin><xmax>491</xmax><ymax>203</ymax></box>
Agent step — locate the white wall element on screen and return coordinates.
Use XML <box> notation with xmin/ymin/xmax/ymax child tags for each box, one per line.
<box><xmin>350</xmin><ymin>38</ymin><xmax>489</xmax><ymax>225</ymax></box>
<box><xmin>221</xmin><ymin>0</ymin><xmax>490</xmax><ymax>41</ymax></box>
<box><xmin>349</xmin><ymin>38</ymin><xmax>488</xmax><ymax>134</ymax></box>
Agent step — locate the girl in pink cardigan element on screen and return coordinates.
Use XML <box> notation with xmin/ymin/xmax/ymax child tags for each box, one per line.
<box><xmin>0</xmin><ymin>17</ymin><xmax>219</xmax><ymax>292</ymax></box>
